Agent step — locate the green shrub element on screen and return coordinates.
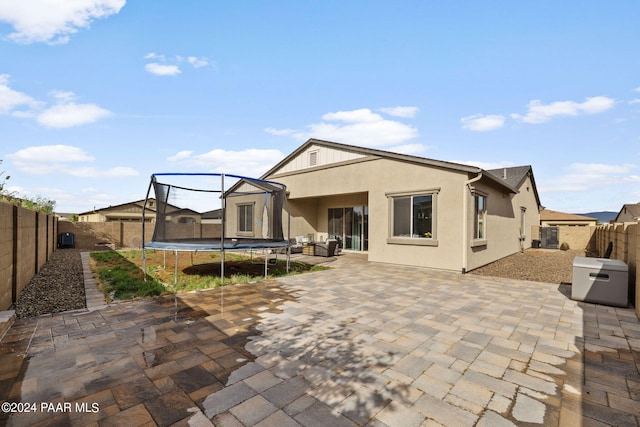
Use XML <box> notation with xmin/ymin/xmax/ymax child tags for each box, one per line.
<box><xmin>560</xmin><ymin>242</ymin><xmax>570</xmax><ymax>251</ymax></box>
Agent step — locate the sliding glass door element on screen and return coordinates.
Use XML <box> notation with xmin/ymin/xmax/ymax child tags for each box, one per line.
<box><xmin>328</xmin><ymin>206</ymin><xmax>368</xmax><ymax>251</ymax></box>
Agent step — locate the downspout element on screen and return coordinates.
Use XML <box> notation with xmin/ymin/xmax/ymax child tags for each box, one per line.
<box><xmin>462</xmin><ymin>172</ymin><xmax>483</xmax><ymax>274</ymax></box>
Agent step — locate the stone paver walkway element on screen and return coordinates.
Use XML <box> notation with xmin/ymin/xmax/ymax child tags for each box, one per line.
<box><xmin>1</xmin><ymin>253</ymin><xmax>639</xmax><ymax>426</ymax></box>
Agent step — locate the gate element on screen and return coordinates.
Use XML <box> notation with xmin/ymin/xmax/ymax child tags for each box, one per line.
<box><xmin>540</xmin><ymin>227</ymin><xmax>559</xmax><ymax>249</ymax></box>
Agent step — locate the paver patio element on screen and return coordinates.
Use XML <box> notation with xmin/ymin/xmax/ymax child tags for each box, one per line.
<box><xmin>0</xmin><ymin>252</ymin><xmax>639</xmax><ymax>426</ymax></box>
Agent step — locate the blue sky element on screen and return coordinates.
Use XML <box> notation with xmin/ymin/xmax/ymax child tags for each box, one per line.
<box><xmin>1</xmin><ymin>1</ymin><xmax>639</xmax><ymax>214</ymax></box>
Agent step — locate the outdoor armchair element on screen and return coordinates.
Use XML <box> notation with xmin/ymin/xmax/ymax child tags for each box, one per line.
<box><xmin>314</xmin><ymin>239</ymin><xmax>338</xmax><ymax>257</ymax></box>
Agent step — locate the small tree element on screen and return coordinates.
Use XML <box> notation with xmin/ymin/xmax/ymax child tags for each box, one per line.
<box><xmin>0</xmin><ymin>159</ymin><xmax>10</xmax><ymax>195</ymax></box>
<box><xmin>20</xmin><ymin>195</ymin><xmax>56</xmax><ymax>214</ymax></box>
<box><xmin>1</xmin><ymin>160</ymin><xmax>56</xmax><ymax>213</ymax></box>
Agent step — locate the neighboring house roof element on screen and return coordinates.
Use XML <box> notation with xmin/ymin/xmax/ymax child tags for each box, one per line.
<box><xmin>202</xmin><ymin>208</ymin><xmax>223</xmax><ymax>220</ymax></box>
<box><xmin>263</xmin><ymin>138</ymin><xmax>542</xmax><ymax>206</ymax></box>
<box><xmin>169</xmin><ymin>208</ymin><xmax>201</xmax><ymax>216</ymax></box>
<box><xmin>615</xmin><ymin>202</ymin><xmax>640</xmax><ymax>221</ymax></box>
<box><xmin>540</xmin><ymin>209</ymin><xmax>597</xmax><ymax>222</ymax></box>
<box><xmin>77</xmin><ymin>199</ymin><xmax>179</xmax><ymax>216</ymax></box>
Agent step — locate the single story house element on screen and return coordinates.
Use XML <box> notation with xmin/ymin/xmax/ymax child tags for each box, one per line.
<box><xmin>257</xmin><ymin>139</ymin><xmax>541</xmax><ymax>272</ymax></box>
<box><xmin>78</xmin><ymin>199</ymin><xmax>200</xmax><ymax>223</ymax></box>
<box><xmin>614</xmin><ymin>202</ymin><xmax>640</xmax><ymax>223</ymax></box>
<box><xmin>540</xmin><ymin>209</ymin><xmax>597</xmax><ymax>227</ymax></box>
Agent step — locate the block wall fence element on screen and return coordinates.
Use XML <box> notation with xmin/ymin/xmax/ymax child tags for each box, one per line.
<box><xmin>0</xmin><ymin>202</ymin><xmax>58</xmax><ymax>311</ymax></box>
<box><xmin>593</xmin><ymin>222</ymin><xmax>639</xmax><ymax>318</ymax></box>
<box><xmin>57</xmin><ymin>221</ymin><xmax>222</xmax><ymax>249</ymax></box>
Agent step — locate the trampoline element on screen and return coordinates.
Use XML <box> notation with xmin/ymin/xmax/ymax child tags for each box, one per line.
<box><xmin>141</xmin><ymin>173</ymin><xmax>291</xmax><ymax>291</ymax></box>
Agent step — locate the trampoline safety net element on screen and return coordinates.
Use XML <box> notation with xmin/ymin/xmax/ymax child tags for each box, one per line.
<box><xmin>143</xmin><ymin>173</ymin><xmax>289</xmax><ymax>250</ymax></box>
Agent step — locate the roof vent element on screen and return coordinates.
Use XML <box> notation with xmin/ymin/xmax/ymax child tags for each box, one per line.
<box><xmin>503</xmin><ymin>168</ymin><xmax>507</xmax><ymax>179</ymax></box>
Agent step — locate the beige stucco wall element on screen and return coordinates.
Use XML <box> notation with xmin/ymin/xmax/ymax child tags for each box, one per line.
<box><xmin>224</xmin><ymin>193</ymin><xmax>270</xmax><ymax>239</ymax></box>
<box><xmin>271</xmin><ymin>157</ymin><xmax>471</xmax><ymax>271</ymax></box>
<box><xmin>464</xmin><ymin>175</ymin><xmax>540</xmax><ymax>271</ymax></box>
<box><xmin>269</xmin><ymin>157</ymin><xmax>540</xmax><ymax>272</ymax></box>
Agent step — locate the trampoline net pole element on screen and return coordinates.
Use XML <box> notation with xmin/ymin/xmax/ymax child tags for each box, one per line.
<box><xmin>221</xmin><ymin>173</ymin><xmax>225</xmax><ymax>313</ymax></box>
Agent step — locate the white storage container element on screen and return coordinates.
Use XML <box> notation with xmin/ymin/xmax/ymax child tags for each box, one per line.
<box><xmin>571</xmin><ymin>257</ymin><xmax>628</xmax><ymax>307</ymax></box>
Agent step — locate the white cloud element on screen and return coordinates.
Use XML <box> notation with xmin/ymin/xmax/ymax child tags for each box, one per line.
<box><xmin>379</xmin><ymin>106</ymin><xmax>419</xmax><ymax>118</ymax></box>
<box><xmin>511</xmin><ymin>96</ymin><xmax>615</xmax><ymax>124</ymax></box>
<box><xmin>37</xmin><ymin>101</ymin><xmax>111</xmax><ymax>128</ymax></box>
<box><xmin>50</xmin><ymin>90</ymin><xmax>76</xmax><ymax>103</ymax></box>
<box><xmin>0</xmin><ymin>74</ymin><xmax>42</xmax><ymax>114</ymax></box>
<box><xmin>634</xmin><ymin>87</ymin><xmax>640</xmax><ymax>92</ymax></box>
<box><xmin>167</xmin><ymin>150</ymin><xmax>194</xmax><ymax>161</ymax></box>
<box><xmin>67</xmin><ymin>166</ymin><xmax>138</xmax><ymax>178</ymax></box>
<box><xmin>0</xmin><ymin>76</ymin><xmax>110</xmax><ymax>127</ymax></box>
<box><xmin>629</xmin><ymin>99</ymin><xmax>640</xmax><ymax>105</ymax></box>
<box><xmin>265</xmin><ymin>127</ymin><xmax>296</xmax><ymax>136</ymax></box>
<box><xmin>9</xmin><ymin>145</ymin><xmax>94</xmax><ymax>164</ymax></box>
<box><xmin>7</xmin><ymin>145</ymin><xmax>137</xmax><ymax>178</ymax></box>
<box><xmin>460</xmin><ymin>114</ymin><xmax>505</xmax><ymax>131</ymax></box>
<box><xmin>267</xmin><ymin>108</ymin><xmax>419</xmax><ymax>148</ymax></box>
<box><xmin>539</xmin><ymin>163</ymin><xmax>637</xmax><ymax>193</ymax></box>
<box><xmin>144</xmin><ymin>52</ymin><xmax>164</xmax><ymax>60</ymax></box>
<box><xmin>167</xmin><ymin>148</ymin><xmax>285</xmax><ymax>177</ymax></box>
<box><xmin>145</xmin><ymin>63</ymin><xmax>182</xmax><ymax>76</ymax></box>
<box><xmin>143</xmin><ymin>53</ymin><xmax>209</xmax><ymax>76</ymax></box>
<box><xmin>0</xmin><ymin>0</ymin><xmax>125</xmax><ymax>44</ymax></box>
<box><xmin>187</xmin><ymin>56</ymin><xmax>209</xmax><ymax>68</ymax></box>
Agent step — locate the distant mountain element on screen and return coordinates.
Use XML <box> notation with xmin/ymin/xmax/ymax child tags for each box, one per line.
<box><xmin>579</xmin><ymin>211</ymin><xmax>617</xmax><ymax>223</ymax></box>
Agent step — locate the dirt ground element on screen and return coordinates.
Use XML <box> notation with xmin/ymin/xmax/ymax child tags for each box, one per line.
<box><xmin>469</xmin><ymin>248</ymin><xmax>584</xmax><ymax>284</ymax></box>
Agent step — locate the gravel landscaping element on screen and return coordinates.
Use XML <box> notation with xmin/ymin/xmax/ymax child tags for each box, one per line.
<box><xmin>12</xmin><ymin>249</ymin><xmax>86</xmax><ymax>318</ymax></box>
<box><xmin>470</xmin><ymin>248</ymin><xmax>584</xmax><ymax>284</ymax></box>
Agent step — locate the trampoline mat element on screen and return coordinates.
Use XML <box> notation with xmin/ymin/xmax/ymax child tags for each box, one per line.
<box><xmin>144</xmin><ymin>239</ymin><xmax>289</xmax><ymax>251</ymax></box>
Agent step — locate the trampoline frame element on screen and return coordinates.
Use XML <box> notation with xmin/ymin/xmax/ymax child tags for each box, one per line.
<box><xmin>141</xmin><ymin>173</ymin><xmax>291</xmax><ymax>290</ymax></box>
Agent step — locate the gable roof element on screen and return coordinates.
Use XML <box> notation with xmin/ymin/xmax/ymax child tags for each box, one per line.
<box><xmin>263</xmin><ymin>138</ymin><xmax>481</xmax><ymax>179</ymax></box>
<box><xmin>540</xmin><ymin>208</ymin><xmax>597</xmax><ymax>222</ymax></box>
<box><xmin>486</xmin><ymin>166</ymin><xmax>531</xmax><ymax>189</ymax></box>
<box><xmin>486</xmin><ymin>165</ymin><xmax>542</xmax><ymax>208</ymax></box>
<box><xmin>616</xmin><ymin>202</ymin><xmax>640</xmax><ymax>220</ymax></box>
<box><xmin>264</xmin><ymin>139</ymin><xmax>541</xmax><ymax>204</ymax></box>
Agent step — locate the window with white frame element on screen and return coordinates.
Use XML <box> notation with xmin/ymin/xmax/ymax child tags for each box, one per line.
<box><xmin>520</xmin><ymin>207</ymin><xmax>526</xmax><ymax>238</ymax></box>
<box><xmin>474</xmin><ymin>194</ymin><xmax>486</xmax><ymax>240</ymax></box>
<box><xmin>238</xmin><ymin>203</ymin><xmax>254</xmax><ymax>233</ymax></box>
<box><xmin>391</xmin><ymin>193</ymin><xmax>435</xmax><ymax>239</ymax></box>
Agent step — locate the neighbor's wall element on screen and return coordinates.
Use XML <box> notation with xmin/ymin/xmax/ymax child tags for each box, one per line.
<box><xmin>0</xmin><ymin>201</ymin><xmax>58</xmax><ymax>311</ymax></box>
<box><xmin>58</xmin><ymin>221</ymin><xmax>221</xmax><ymax>249</ymax></box>
<box><xmin>594</xmin><ymin>222</ymin><xmax>639</xmax><ymax>319</ymax></box>
<box><xmin>531</xmin><ymin>225</ymin><xmax>596</xmax><ymax>252</ymax></box>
